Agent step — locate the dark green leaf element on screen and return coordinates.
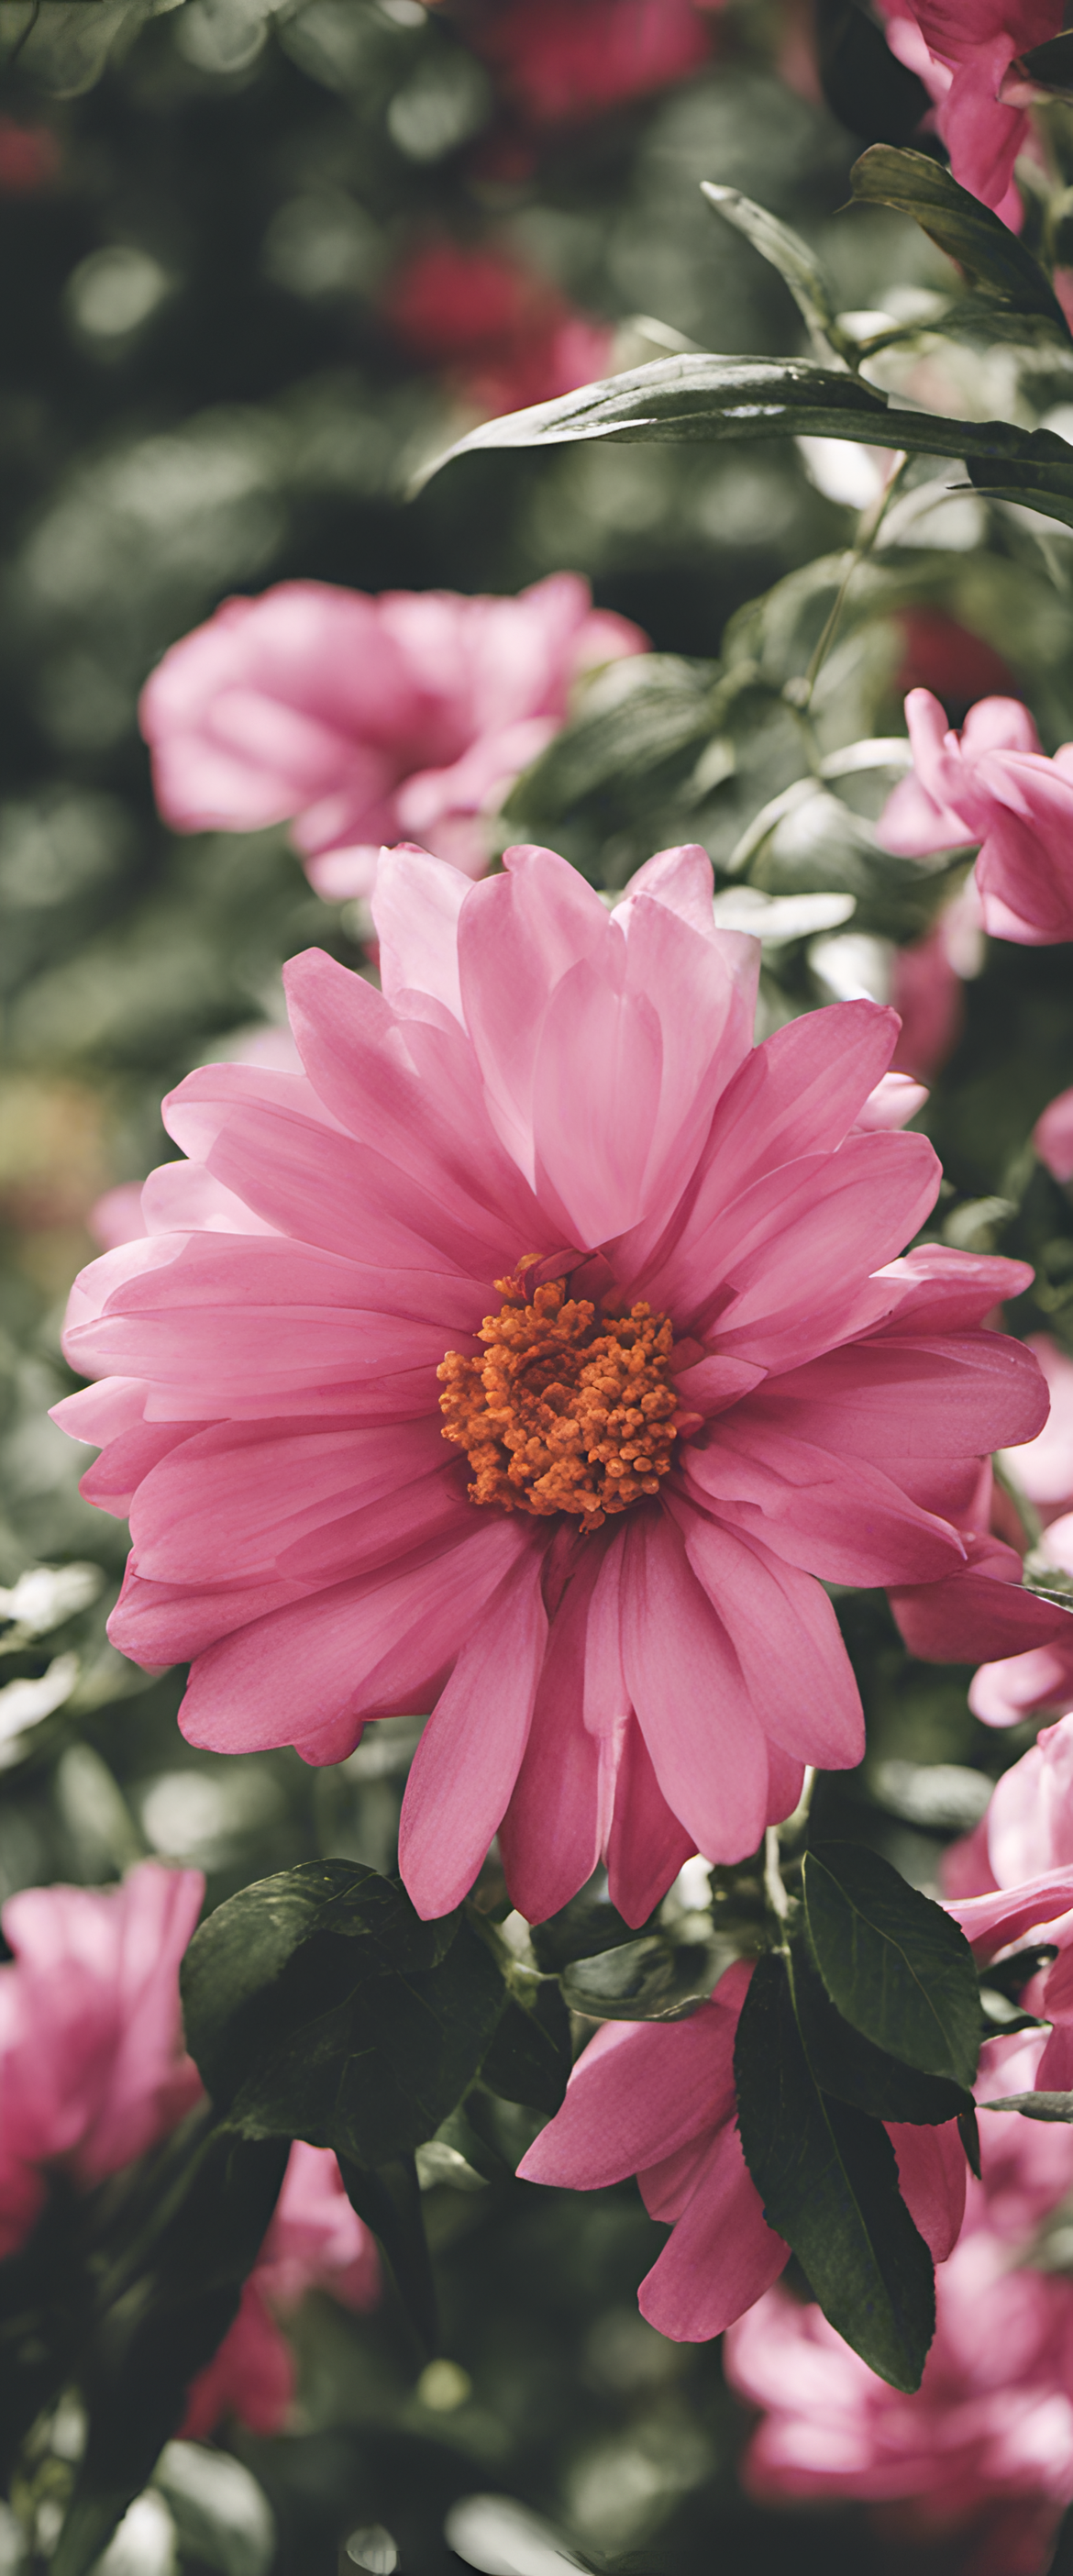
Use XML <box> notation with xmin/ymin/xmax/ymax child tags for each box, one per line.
<box><xmin>791</xmin><ymin>1934</ymin><xmax>973</xmax><ymax>2123</ymax></box>
<box><xmin>802</xmin><ymin>1844</ymin><xmax>981</xmax><ymax>2088</ymax></box>
<box><xmin>530</xmin><ymin>1886</ymin><xmax>654</xmax><ymax>1973</ymax></box>
<box><xmin>337</xmin><ymin>2154</ymin><xmax>437</xmax><ymax>2355</ymax></box>
<box><xmin>503</xmin><ymin>657</ymin><xmax>718</xmax><ymax>828</ymax></box>
<box><xmin>982</xmin><ymin>2091</ymin><xmax>1073</xmax><ymax>2121</ymax></box>
<box><xmin>481</xmin><ymin>1984</ymin><xmax>572</xmax><ymax>2115</ymax></box>
<box><xmin>415</xmin><ymin>353</ymin><xmax>1073</xmax><ymax>534</ymax></box>
<box><xmin>979</xmin><ymin>1943</ymin><xmax>1058</xmax><ymax>2001</ymax></box>
<box><xmin>561</xmin><ymin>1936</ymin><xmax>730</xmax><ymax>2023</ymax></box>
<box><xmin>700</xmin><ymin>184</ymin><xmax>849</xmax><ymax>362</ymax></box>
<box><xmin>814</xmin><ymin>0</ymin><xmax>932</xmax><ymax>146</ymax></box>
<box><xmin>1015</xmin><ymin>29</ymin><xmax>1073</xmax><ymax>96</ymax></box>
<box><xmin>958</xmin><ymin>2108</ymin><xmax>982</xmax><ymax>2181</ymax></box>
<box><xmin>181</xmin><ymin>1861</ymin><xmax>508</xmax><ymax>2168</ymax></box>
<box><xmin>735</xmin><ymin>1952</ymin><xmax>935</xmax><ymax>2390</ymax></box>
<box><xmin>850</xmin><ymin>146</ymin><xmax>1070</xmax><ymax>334</ymax></box>
<box><xmin>53</xmin><ymin>2130</ymin><xmax>289</xmax><ymax>2576</ymax></box>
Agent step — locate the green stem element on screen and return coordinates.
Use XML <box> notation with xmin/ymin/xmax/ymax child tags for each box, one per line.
<box><xmin>794</xmin><ymin>450</ymin><xmax>910</xmax><ymax>713</ymax></box>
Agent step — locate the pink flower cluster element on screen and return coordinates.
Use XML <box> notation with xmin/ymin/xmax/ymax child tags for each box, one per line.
<box><xmin>382</xmin><ymin>240</ymin><xmax>615</xmax><ymax>422</ymax></box>
<box><xmin>54</xmin><ymin>840</ymin><xmax>1067</xmax><ymax>1929</ymax></box>
<box><xmin>880</xmin><ymin>690</ymin><xmax>1073</xmax><ymax>946</ymax></box>
<box><xmin>519</xmin><ymin>1957</ymin><xmax>967</xmax><ymax>2341</ymax></box>
<box><xmin>139</xmin><ymin>576</ymin><xmax>645</xmax><ymax>903</ymax></box>
<box><xmin>455</xmin><ymin>0</ymin><xmax>721</xmax><ymax>128</ymax></box>
<box><xmin>876</xmin><ymin>1</ymin><xmax>1062</xmax><ymax>225</ymax></box>
<box><xmin>0</xmin><ymin>1864</ymin><xmax>378</xmax><ymax>2438</ymax></box>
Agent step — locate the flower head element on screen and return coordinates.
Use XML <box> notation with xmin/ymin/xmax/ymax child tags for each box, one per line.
<box><xmin>876</xmin><ymin>1</ymin><xmax>1062</xmax><ymax>225</ymax></box>
<box><xmin>139</xmin><ymin>577</ymin><xmax>646</xmax><ymax>903</ymax></box>
<box><xmin>879</xmin><ymin>689</ymin><xmax>1073</xmax><ymax>944</ymax></box>
<box><xmin>54</xmin><ymin>841</ymin><xmax>1064</xmax><ymax>1927</ymax></box>
<box><xmin>519</xmin><ymin>1959</ymin><xmax>967</xmax><ymax>2339</ymax></box>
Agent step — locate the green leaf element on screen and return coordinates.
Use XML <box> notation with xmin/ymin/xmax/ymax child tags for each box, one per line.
<box><xmin>152</xmin><ymin>2443</ymin><xmax>275</xmax><ymax>2576</ymax></box>
<box><xmin>850</xmin><ymin>146</ymin><xmax>1070</xmax><ymax>335</ymax></box>
<box><xmin>957</xmin><ymin>2108</ymin><xmax>982</xmax><ymax>2181</ymax></box>
<box><xmin>180</xmin><ymin>1861</ymin><xmax>508</xmax><ymax>2167</ymax></box>
<box><xmin>337</xmin><ymin>2154</ymin><xmax>438</xmax><ymax>2355</ymax></box>
<box><xmin>1013</xmin><ymin>29</ymin><xmax>1073</xmax><ymax>96</ymax></box>
<box><xmin>530</xmin><ymin>1886</ymin><xmax>653</xmax><ymax>1972</ymax></box>
<box><xmin>814</xmin><ymin>0</ymin><xmax>932</xmax><ymax>149</ymax></box>
<box><xmin>560</xmin><ymin>1935</ymin><xmax>733</xmax><ymax>2023</ymax></box>
<box><xmin>700</xmin><ymin>184</ymin><xmax>850</xmax><ymax>362</ymax></box>
<box><xmin>735</xmin><ymin>1952</ymin><xmax>935</xmax><ymax>2391</ymax></box>
<box><xmin>415</xmin><ymin>352</ymin><xmax>1073</xmax><ymax>534</ymax></box>
<box><xmin>791</xmin><ymin>1935</ymin><xmax>973</xmax><ymax>2124</ymax></box>
<box><xmin>802</xmin><ymin>1844</ymin><xmax>982</xmax><ymax>2088</ymax></box>
<box><xmin>982</xmin><ymin>2091</ymin><xmax>1073</xmax><ymax>2121</ymax></box>
<box><xmin>480</xmin><ymin>1983</ymin><xmax>572</xmax><ymax>2115</ymax></box>
<box><xmin>52</xmin><ymin>2129</ymin><xmax>289</xmax><ymax>2576</ymax></box>
<box><xmin>503</xmin><ymin>656</ymin><xmax>718</xmax><ymax>831</ymax></box>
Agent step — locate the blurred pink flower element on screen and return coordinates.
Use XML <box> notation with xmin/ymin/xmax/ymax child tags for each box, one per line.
<box><xmin>0</xmin><ymin>1864</ymin><xmax>379</xmax><ymax>2433</ymax></box>
<box><xmin>895</xmin><ymin>608</ymin><xmax>1019</xmax><ymax>725</ymax></box>
<box><xmin>382</xmin><ymin>239</ymin><xmax>615</xmax><ymax>420</ymax></box>
<box><xmin>969</xmin><ymin>1360</ymin><xmax>1073</xmax><ymax>1715</ymax></box>
<box><xmin>519</xmin><ymin>1957</ymin><xmax>967</xmax><ymax>2339</ymax></box>
<box><xmin>875</xmin><ymin>1</ymin><xmax>1061</xmax><ymax>225</ymax></box>
<box><xmin>890</xmin><ymin>927</ymin><xmax>967</xmax><ymax>1082</ymax></box>
<box><xmin>1035</xmin><ymin>1086</ymin><xmax>1073</xmax><ymax>1185</ymax></box>
<box><xmin>182</xmin><ymin>2139</ymin><xmax>380</xmax><ymax>2438</ymax></box>
<box><xmin>139</xmin><ymin>576</ymin><xmax>646</xmax><ymax>902</ymax></box>
<box><xmin>53</xmin><ymin>841</ymin><xmax>1063</xmax><ymax>1927</ymax></box>
<box><xmin>1000</xmin><ymin>1335</ymin><xmax>1073</xmax><ymax>1526</ymax></box>
<box><xmin>0</xmin><ymin>1861</ymin><xmax>204</xmax><ymax>2257</ymax></box>
<box><xmin>879</xmin><ymin>690</ymin><xmax>1073</xmax><ymax>944</ymax></box>
<box><xmin>459</xmin><ymin>0</ymin><xmax>718</xmax><ymax>127</ymax></box>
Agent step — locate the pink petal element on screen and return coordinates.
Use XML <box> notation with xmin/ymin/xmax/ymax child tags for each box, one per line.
<box><xmin>398</xmin><ymin>1548</ymin><xmax>548</xmax><ymax>1917</ymax></box>
<box><xmin>620</xmin><ymin>1514</ymin><xmax>770</xmax><ymax>1864</ymax></box>
<box><xmin>372</xmin><ymin>843</ymin><xmax>468</xmax><ymax>1024</ymax></box>
<box><xmin>499</xmin><ymin>1544</ymin><xmax>605</xmax><ymax>1922</ymax></box>
<box><xmin>675</xmin><ymin>1499</ymin><xmax>864</xmax><ymax>1769</ymax></box>
<box><xmin>686</xmin><ymin>1421</ymin><xmax>962</xmax><ymax>1588</ymax></box>
<box><xmin>518</xmin><ymin>1998</ymin><xmax>737</xmax><ymax>2190</ymax></box>
<box><xmin>946</xmin><ymin>1870</ymin><xmax>1073</xmax><ymax>1960</ymax></box>
<box><xmin>605</xmin><ymin>1715</ymin><xmax>695</xmax><ymax>1927</ymax></box>
<box><xmin>887</xmin><ymin>2120</ymin><xmax>967</xmax><ymax>2263</ymax></box>
<box><xmin>456</xmin><ymin>843</ymin><xmax>609</xmax><ymax>1182</ymax></box>
<box><xmin>637</xmin><ymin>2120</ymin><xmax>789</xmax><ymax>2341</ymax></box>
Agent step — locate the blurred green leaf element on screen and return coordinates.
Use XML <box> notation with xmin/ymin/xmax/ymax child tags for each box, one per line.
<box><xmin>337</xmin><ymin>2154</ymin><xmax>438</xmax><ymax>2356</ymax></box>
<box><xmin>735</xmin><ymin>1950</ymin><xmax>935</xmax><ymax>2391</ymax></box>
<box><xmin>802</xmin><ymin>1844</ymin><xmax>981</xmax><ymax>2087</ymax></box>
<box><xmin>982</xmin><ymin>2092</ymin><xmax>1073</xmax><ymax>2120</ymax></box>
<box><xmin>180</xmin><ymin>1861</ymin><xmax>509</xmax><ymax>2166</ymax></box>
<box><xmin>701</xmin><ymin>184</ymin><xmax>850</xmax><ymax>362</ymax></box>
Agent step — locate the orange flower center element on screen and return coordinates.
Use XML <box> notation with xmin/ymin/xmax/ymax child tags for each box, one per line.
<box><xmin>437</xmin><ymin>1259</ymin><xmax>679</xmax><ymax>1533</ymax></box>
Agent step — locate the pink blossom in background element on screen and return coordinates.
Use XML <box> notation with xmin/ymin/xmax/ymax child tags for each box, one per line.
<box><xmin>382</xmin><ymin>240</ymin><xmax>615</xmax><ymax>421</ymax></box>
<box><xmin>519</xmin><ymin>1957</ymin><xmax>967</xmax><ymax>2339</ymax></box>
<box><xmin>1035</xmin><ymin>1086</ymin><xmax>1073</xmax><ymax>1184</ymax></box>
<box><xmin>1000</xmin><ymin>1334</ymin><xmax>1073</xmax><ymax>1527</ymax></box>
<box><xmin>896</xmin><ymin>608</ymin><xmax>1019</xmax><ymax>726</ymax></box>
<box><xmin>0</xmin><ymin>1863</ymin><xmax>380</xmax><ymax>2433</ymax></box>
<box><xmin>879</xmin><ymin>690</ymin><xmax>1073</xmax><ymax>945</ymax></box>
<box><xmin>0</xmin><ymin>1862</ymin><xmax>204</xmax><ymax>2256</ymax></box>
<box><xmin>0</xmin><ymin>118</ymin><xmax>61</xmax><ymax>194</ymax></box>
<box><xmin>875</xmin><ymin>1</ymin><xmax>1061</xmax><ymax>226</ymax></box>
<box><xmin>890</xmin><ymin>926</ymin><xmax>967</xmax><ymax>1083</ymax></box>
<box><xmin>139</xmin><ymin>576</ymin><xmax>646</xmax><ymax>901</ymax></box>
<box><xmin>53</xmin><ymin>839</ymin><xmax>1067</xmax><ymax>1928</ymax></box>
<box><xmin>457</xmin><ymin>0</ymin><xmax>719</xmax><ymax>128</ymax></box>
<box><xmin>181</xmin><ymin>2139</ymin><xmax>380</xmax><ymax>2438</ymax></box>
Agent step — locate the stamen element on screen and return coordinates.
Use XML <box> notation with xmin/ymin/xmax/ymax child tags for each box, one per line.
<box><xmin>438</xmin><ymin>1270</ymin><xmax>679</xmax><ymax>1532</ymax></box>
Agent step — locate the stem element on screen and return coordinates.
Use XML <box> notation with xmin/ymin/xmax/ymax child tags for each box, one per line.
<box><xmin>795</xmin><ymin>450</ymin><xmax>910</xmax><ymax>713</ymax></box>
<box><xmin>764</xmin><ymin>1827</ymin><xmax>790</xmax><ymax>1926</ymax></box>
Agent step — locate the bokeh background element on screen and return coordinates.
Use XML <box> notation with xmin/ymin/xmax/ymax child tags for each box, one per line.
<box><xmin>6</xmin><ymin>3</ymin><xmax>1073</xmax><ymax>2570</ymax></box>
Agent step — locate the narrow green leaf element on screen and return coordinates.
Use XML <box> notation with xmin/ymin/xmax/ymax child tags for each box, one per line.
<box><xmin>791</xmin><ymin>1935</ymin><xmax>972</xmax><ymax>2123</ymax></box>
<box><xmin>735</xmin><ymin>1952</ymin><xmax>935</xmax><ymax>2391</ymax></box>
<box><xmin>850</xmin><ymin>146</ymin><xmax>1070</xmax><ymax>335</ymax></box>
<box><xmin>802</xmin><ymin>1844</ymin><xmax>982</xmax><ymax>2088</ymax></box>
<box><xmin>958</xmin><ymin>2108</ymin><xmax>982</xmax><ymax>2180</ymax></box>
<box><xmin>701</xmin><ymin>183</ymin><xmax>849</xmax><ymax>361</ymax></box>
<box><xmin>337</xmin><ymin>2154</ymin><xmax>437</xmax><ymax>2355</ymax></box>
<box><xmin>982</xmin><ymin>2091</ymin><xmax>1073</xmax><ymax>2121</ymax></box>
<box><xmin>414</xmin><ymin>351</ymin><xmax>1073</xmax><ymax>534</ymax></box>
<box><xmin>181</xmin><ymin>1861</ymin><xmax>508</xmax><ymax>2168</ymax></box>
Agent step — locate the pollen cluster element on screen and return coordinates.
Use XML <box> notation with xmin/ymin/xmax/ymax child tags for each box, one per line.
<box><xmin>437</xmin><ymin>1265</ymin><xmax>679</xmax><ymax>1531</ymax></box>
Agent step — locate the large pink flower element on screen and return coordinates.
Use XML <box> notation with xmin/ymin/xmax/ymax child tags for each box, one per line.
<box><xmin>53</xmin><ymin>841</ymin><xmax>1065</xmax><ymax>1927</ymax></box>
<box><xmin>879</xmin><ymin>690</ymin><xmax>1073</xmax><ymax>944</ymax></box>
<box><xmin>876</xmin><ymin>1</ymin><xmax>1061</xmax><ymax>224</ymax></box>
<box><xmin>519</xmin><ymin>1958</ymin><xmax>967</xmax><ymax>2339</ymax></box>
<box><xmin>138</xmin><ymin>576</ymin><xmax>645</xmax><ymax>903</ymax></box>
<box><xmin>0</xmin><ymin>1861</ymin><xmax>204</xmax><ymax>2257</ymax></box>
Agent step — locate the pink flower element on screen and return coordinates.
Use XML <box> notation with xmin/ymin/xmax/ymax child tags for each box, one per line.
<box><xmin>382</xmin><ymin>240</ymin><xmax>615</xmax><ymax>421</ymax></box>
<box><xmin>139</xmin><ymin>577</ymin><xmax>645</xmax><ymax>903</ymax></box>
<box><xmin>519</xmin><ymin>1958</ymin><xmax>967</xmax><ymax>2339</ymax></box>
<box><xmin>1035</xmin><ymin>1085</ymin><xmax>1073</xmax><ymax>1184</ymax></box>
<box><xmin>1000</xmin><ymin>1335</ymin><xmax>1073</xmax><ymax>1526</ymax></box>
<box><xmin>879</xmin><ymin>689</ymin><xmax>1073</xmax><ymax>945</ymax></box>
<box><xmin>876</xmin><ymin>1</ymin><xmax>1062</xmax><ymax>225</ymax></box>
<box><xmin>0</xmin><ymin>1862</ymin><xmax>204</xmax><ymax>2257</ymax></box>
<box><xmin>52</xmin><ymin>840</ymin><xmax>1064</xmax><ymax>1929</ymax></box>
<box><xmin>896</xmin><ymin>609</ymin><xmax>1018</xmax><ymax>726</ymax></box>
<box><xmin>0</xmin><ymin>1864</ymin><xmax>379</xmax><ymax>2435</ymax></box>
<box><xmin>181</xmin><ymin>2139</ymin><xmax>380</xmax><ymax>2439</ymax></box>
<box><xmin>461</xmin><ymin>0</ymin><xmax>718</xmax><ymax>128</ymax></box>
